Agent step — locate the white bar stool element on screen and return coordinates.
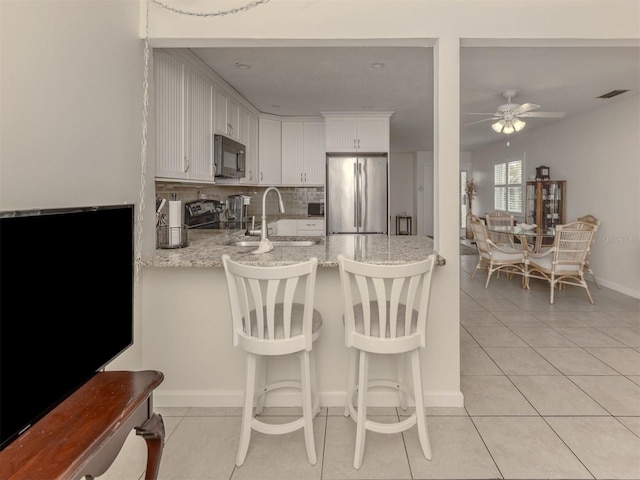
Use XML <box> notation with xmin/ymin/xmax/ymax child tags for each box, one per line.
<box><xmin>222</xmin><ymin>254</ymin><xmax>322</xmax><ymax>466</ymax></box>
<box><xmin>337</xmin><ymin>254</ymin><xmax>437</xmax><ymax>469</ymax></box>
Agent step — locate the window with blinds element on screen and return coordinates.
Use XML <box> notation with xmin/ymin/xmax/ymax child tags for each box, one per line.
<box><xmin>494</xmin><ymin>159</ymin><xmax>522</xmax><ymax>213</ymax></box>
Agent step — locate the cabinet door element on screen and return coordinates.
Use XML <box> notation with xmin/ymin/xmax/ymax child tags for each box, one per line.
<box><xmin>304</xmin><ymin>121</ymin><xmax>326</xmax><ymax>184</ymax></box>
<box><xmin>214</xmin><ymin>88</ymin><xmax>226</xmax><ymax>136</ymax></box>
<box><xmin>276</xmin><ymin>220</ymin><xmax>297</xmax><ymax>236</ymax></box>
<box><xmin>154</xmin><ymin>51</ymin><xmax>187</xmax><ymax>180</ymax></box>
<box><xmin>185</xmin><ymin>68</ymin><xmax>213</xmax><ymax>181</ymax></box>
<box><xmin>258</xmin><ymin>118</ymin><xmax>282</xmax><ymax>185</ymax></box>
<box><xmin>239</xmin><ymin>107</ymin><xmax>249</xmax><ymax>146</ymax></box>
<box><xmin>243</xmin><ymin>113</ymin><xmax>259</xmax><ymax>184</ymax></box>
<box><xmin>297</xmin><ymin>218</ymin><xmax>325</xmax><ymax>236</ymax></box>
<box><xmin>281</xmin><ymin>122</ymin><xmax>304</xmax><ymax>184</ymax></box>
<box><xmin>357</xmin><ymin>117</ymin><xmax>390</xmax><ymax>152</ymax></box>
<box><xmin>325</xmin><ymin>116</ymin><xmax>359</xmax><ymax>152</ymax></box>
<box><xmin>227</xmin><ymin>97</ymin><xmax>240</xmax><ymax>140</ymax></box>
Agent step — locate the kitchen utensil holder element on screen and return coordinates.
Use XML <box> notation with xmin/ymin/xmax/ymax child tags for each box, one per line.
<box><xmin>157</xmin><ymin>225</ymin><xmax>189</xmax><ymax>249</ymax></box>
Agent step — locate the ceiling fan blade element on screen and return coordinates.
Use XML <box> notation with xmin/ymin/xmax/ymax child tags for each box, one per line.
<box><xmin>519</xmin><ymin>111</ymin><xmax>566</xmax><ymax>118</ymax></box>
<box><xmin>512</xmin><ymin>103</ymin><xmax>540</xmax><ymax>115</ymax></box>
<box><xmin>464</xmin><ymin>117</ymin><xmax>499</xmax><ymax>126</ymax></box>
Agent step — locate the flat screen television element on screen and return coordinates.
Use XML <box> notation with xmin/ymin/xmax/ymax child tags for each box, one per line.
<box><xmin>0</xmin><ymin>204</ymin><xmax>134</xmax><ymax>450</ymax></box>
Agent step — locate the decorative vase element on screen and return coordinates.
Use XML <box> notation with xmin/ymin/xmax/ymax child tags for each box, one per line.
<box><xmin>465</xmin><ymin>205</ymin><xmax>474</xmax><ymax>240</ymax></box>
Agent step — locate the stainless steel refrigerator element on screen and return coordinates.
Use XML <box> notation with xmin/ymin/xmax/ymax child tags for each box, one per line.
<box><xmin>327</xmin><ymin>155</ymin><xmax>388</xmax><ymax>234</ymax></box>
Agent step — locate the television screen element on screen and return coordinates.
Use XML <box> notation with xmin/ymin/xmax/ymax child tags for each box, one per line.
<box><xmin>0</xmin><ymin>204</ymin><xmax>134</xmax><ymax>450</ymax></box>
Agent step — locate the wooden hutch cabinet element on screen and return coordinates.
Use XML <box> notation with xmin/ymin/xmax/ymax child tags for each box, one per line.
<box><xmin>526</xmin><ymin>180</ymin><xmax>566</xmax><ymax>228</ymax></box>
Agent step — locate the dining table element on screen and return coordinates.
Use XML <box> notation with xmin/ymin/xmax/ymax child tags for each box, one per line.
<box><xmin>487</xmin><ymin>225</ymin><xmax>557</xmax><ymax>253</ymax></box>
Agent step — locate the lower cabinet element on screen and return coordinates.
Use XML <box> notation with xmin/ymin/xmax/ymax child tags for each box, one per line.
<box><xmin>271</xmin><ymin>219</ymin><xmax>325</xmax><ymax>237</ymax></box>
<box><xmin>296</xmin><ymin>218</ymin><xmax>325</xmax><ymax>236</ymax></box>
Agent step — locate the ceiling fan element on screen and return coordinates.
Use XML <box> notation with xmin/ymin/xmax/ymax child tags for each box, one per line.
<box><xmin>464</xmin><ymin>89</ymin><xmax>566</xmax><ymax>135</ymax></box>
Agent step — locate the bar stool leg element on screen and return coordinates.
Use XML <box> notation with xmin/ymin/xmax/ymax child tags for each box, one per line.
<box><xmin>255</xmin><ymin>356</ymin><xmax>267</xmax><ymax>415</ymax></box>
<box><xmin>354</xmin><ymin>350</ymin><xmax>369</xmax><ymax>469</ymax></box>
<box><xmin>237</xmin><ymin>353</ymin><xmax>257</xmax><ymax>466</ymax></box>
<box><xmin>410</xmin><ymin>349</ymin><xmax>432</xmax><ymax>460</ymax></box>
<box><xmin>299</xmin><ymin>350</ymin><xmax>317</xmax><ymax>465</ymax></box>
<box><xmin>310</xmin><ymin>350</ymin><xmax>320</xmax><ymax>416</ymax></box>
<box><xmin>344</xmin><ymin>348</ymin><xmax>357</xmax><ymax>417</ymax></box>
<box><xmin>396</xmin><ymin>355</ymin><xmax>408</xmax><ymax>411</ymax></box>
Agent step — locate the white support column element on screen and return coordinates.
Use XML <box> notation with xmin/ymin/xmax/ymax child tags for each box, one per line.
<box><xmin>426</xmin><ymin>35</ymin><xmax>462</xmax><ymax>403</ymax></box>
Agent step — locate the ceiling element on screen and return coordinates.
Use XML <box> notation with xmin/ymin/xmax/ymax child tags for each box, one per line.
<box><xmin>190</xmin><ymin>46</ymin><xmax>639</xmax><ymax>153</ymax></box>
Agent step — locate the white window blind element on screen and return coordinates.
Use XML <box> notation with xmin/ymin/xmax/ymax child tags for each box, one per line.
<box><xmin>494</xmin><ymin>159</ymin><xmax>523</xmax><ymax>213</ymax></box>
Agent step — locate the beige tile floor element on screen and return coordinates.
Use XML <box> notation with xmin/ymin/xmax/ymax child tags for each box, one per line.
<box><xmin>102</xmin><ymin>254</ymin><xmax>640</xmax><ymax>479</ymax></box>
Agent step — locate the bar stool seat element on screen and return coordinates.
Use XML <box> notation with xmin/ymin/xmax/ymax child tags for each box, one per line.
<box><xmin>222</xmin><ymin>254</ymin><xmax>322</xmax><ymax>466</ymax></box>
<box><xmin>337</xmin><ymin>254</ymin><xmax>437</xmax><ymax>469</ymax></box>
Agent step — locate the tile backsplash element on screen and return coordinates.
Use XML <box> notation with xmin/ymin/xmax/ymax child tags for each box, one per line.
<box><xmin>155</xmin><ymin>183</ymin><xmax>324</xmax><ymax>217</ymax></box>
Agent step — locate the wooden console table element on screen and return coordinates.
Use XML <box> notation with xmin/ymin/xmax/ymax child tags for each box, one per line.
<box><xmin>0</xmin><ymin>370</ymin><xmax>165</xmax><ymax>480</ymax></box>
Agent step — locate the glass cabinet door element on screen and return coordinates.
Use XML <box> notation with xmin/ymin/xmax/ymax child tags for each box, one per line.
<box><xmin>526</xmin><ymin>180</ymin><xmax>566</xmax><ymax>228</ymax></box>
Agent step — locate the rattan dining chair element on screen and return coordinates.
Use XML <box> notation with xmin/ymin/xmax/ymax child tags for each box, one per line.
<box><xmin>222</xmin><ymin>254</ymin><xmax>322</xmax><ymax>466</ymax></box>
<box><xmin>470</xmin><ymin>217</ymin><xmax>527</xmax><ymax>288</ymax></box>
<box><xmin>485</xmin><ymin>211</ymin><xmax>516</xmax><ymax>248</ymax></box>
<box><xmin>575</xmin><ymin>214</ymin><xmax>601</xmax><ymax>288</ymax></box>
<box><xmin>337</xmin><ymin>254</ymin><xmax>437</xmax><ymax>469</ymax></box>
<box><xmin>527</xmin><ymin>224</ymin><xmax>597</xmax><ymax>304</ymax></box>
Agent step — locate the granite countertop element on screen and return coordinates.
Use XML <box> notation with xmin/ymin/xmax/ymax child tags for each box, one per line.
<box><xmin>143</xmin><ymin>230</ymin><xmax>444</xmax><ymax>268</ymax></box>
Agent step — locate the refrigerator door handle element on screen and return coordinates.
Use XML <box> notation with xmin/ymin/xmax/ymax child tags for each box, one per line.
<box><xmin>357</xmin><ymin>161</ymin><xmax>363</xmax><ymax>228</ymax></box>
<box><xmin>353</xmin><ymin>162</ymin><xmax>358</xmax><ymax>228</ymax></box>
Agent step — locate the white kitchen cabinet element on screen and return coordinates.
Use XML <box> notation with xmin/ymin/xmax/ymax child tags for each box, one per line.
<box><xmin>155</xmin><ymin>51</ymin><xmax>187</xmax><ymax>180</ymax></box>
<box><xmin>155</xmin><ymin>50</ymin><xmax>214</xmax><ymax>182</ymax></box>
<box><xmin>273</xmin><ymin>219</ymin><xmax>297</xmax><ymax>236</ymax></box>
<box><xmin>242</xmin><ymin>112</ymin><xmax>259</xmax><ymax>184</ymax></box>
<box><xmin>270</xmin><ymin>218</ymin><xmax>325</xmax><ymax>237</ymax></box>
<box><xmin>214</xmin><ymin>87</ymin><xmax>240</xmax><ymax>141</ymax></box>
<box><xmin>258</xmin><ymin>117</ymin><xmax>282</xmax><ymax>185</ymax></box>
<box><xmin>185</xmin><ymin>68</ymin><xmax>214</xmax><ymax>181</ymax></box>
<box><xmin>297</xmin><ymin>218</ymin><xmax>325</xmax><ymax>236</ymax></box>
<box><xmin>281</xmin><ymin>121</ymin><xmax>326</xmax><ymax>185</ymax></box>
<box><xmin>323</xmin><ymin>112</ymin><xmax>392</xmax><ymax>153</ymax></box>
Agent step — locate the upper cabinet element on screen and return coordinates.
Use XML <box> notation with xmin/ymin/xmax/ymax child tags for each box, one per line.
<box><xmin>281</xmin><ymin>121</ymin><xmax>326</xmax><ymax>185</ymax></box>
<box><xmin>214</xmin><ymin>88</ymin><xmax>240</xmax><ymax>141</ymax></box>
<box><xmin>155</xmin><ymin>50</ymin><xmax>214</xmax><ymax>182</ymax></box>
<box><xmin>322</xmin><ymin>112</ymin><xmax>392</xmax><ymax>153</ymax></box>
<box><xmin>154</xmin><ymin>49</ymin><xmax>261</xmax><ymax>184</ymax></box>
<box><xmin>243</xmin><ymin>112</ymin><xmax>259</xmax><ymax>184</ymax></box>
<box><xmin>258</xmin><ymin>117</ymin><xmax>282</xmax><ymax>185</ymax></box>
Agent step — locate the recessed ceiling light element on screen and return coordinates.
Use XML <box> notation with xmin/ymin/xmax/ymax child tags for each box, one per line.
<box><xmin>234</xmin><ymin>61</ymin><xmax>251</xmax><ymax>70</ymax></box>
<box><xmin>371</xmin><ymin>62</ymin><xmax>385</xmax><ymax>69</ymax></box>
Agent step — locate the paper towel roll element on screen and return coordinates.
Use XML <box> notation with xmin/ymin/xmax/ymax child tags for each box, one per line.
<box><xmin>169</xmin><ymin>200</ymin><xmax>182</xmax><ymax>246</ymax></box>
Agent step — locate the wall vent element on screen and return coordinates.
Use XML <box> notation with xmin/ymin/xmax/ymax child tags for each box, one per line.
<box><xmin>597</xmin><ymin>89</ymin><xmax>629</xmax><ymax>99</ymax></box>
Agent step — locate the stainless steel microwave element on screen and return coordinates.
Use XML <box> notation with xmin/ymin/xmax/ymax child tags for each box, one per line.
<box><xmin>214</xmin><ymin>134</ymin><xmax>245</xmax><ymax>178</ymax></box>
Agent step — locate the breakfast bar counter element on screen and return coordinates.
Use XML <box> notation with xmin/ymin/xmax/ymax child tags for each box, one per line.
<box><xmin>142</xmin><ymin>229</ymin><xmax>445</xmax><ymax>268</ymax></box>
<box><xmin>139</xmin><ymin>230</ymin><xmax>461</xmax><ymax>410</ymax></box>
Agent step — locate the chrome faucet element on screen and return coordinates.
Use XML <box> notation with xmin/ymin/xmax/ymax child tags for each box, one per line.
<box><xmin>261</xmin><ymin>187</ymin><xmax>285</xmax><ymax>241</ymax></box>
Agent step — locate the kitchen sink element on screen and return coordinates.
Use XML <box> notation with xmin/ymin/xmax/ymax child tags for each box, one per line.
<box><xmin>228</xmin><ymin>240</ymin><xmax>319</xmax><ymax>247</ymax></box>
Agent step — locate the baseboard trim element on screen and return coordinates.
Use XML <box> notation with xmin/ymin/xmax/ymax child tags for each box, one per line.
<box><xmin>154</xmin><ymin>389</ymin><xmax>464</xmax><ymax>408</ymax></box>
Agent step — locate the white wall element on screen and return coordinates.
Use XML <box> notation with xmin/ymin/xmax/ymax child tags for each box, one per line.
<box><xmin>470</xmin><ymin>95</ymin><xmax>640</xmax><ymax>297</ymax></box>
<box><xmin>0</xmin><ymin>0</ymin><xmax>154</xmax><ymax>367</ymax></box>
<box><xmin>389</xmin><ymin>153</ymin><xmax>415</xmax><ymax>234</ymax></box>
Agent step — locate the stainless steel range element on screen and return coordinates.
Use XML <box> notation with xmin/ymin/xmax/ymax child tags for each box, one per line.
<box><xmin>184</xmin><ymin>199</ymin><xmax>224</xmax><ymax>229</ymax></box>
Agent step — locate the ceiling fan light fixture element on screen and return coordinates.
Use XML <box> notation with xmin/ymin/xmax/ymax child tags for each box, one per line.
<box><xmin>513</xmin><ymin>118</ymin><xmax>526</xmax><ymax>132</ymax></box>
<box><xmin>491</xmin><ymin>120</ymin><xmax>505</xmax><ymax>133</ymax></box>
<box><xmin>502</xmin><ymin>121</ymin><xmax>515</xmax><ymax>135</ymax></box>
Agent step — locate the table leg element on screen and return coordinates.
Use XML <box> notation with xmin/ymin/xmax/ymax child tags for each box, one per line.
<box><xmin>136</xmin><ymin>413</ymin><xmax>165</xmax><ymax>480</ymax></box>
